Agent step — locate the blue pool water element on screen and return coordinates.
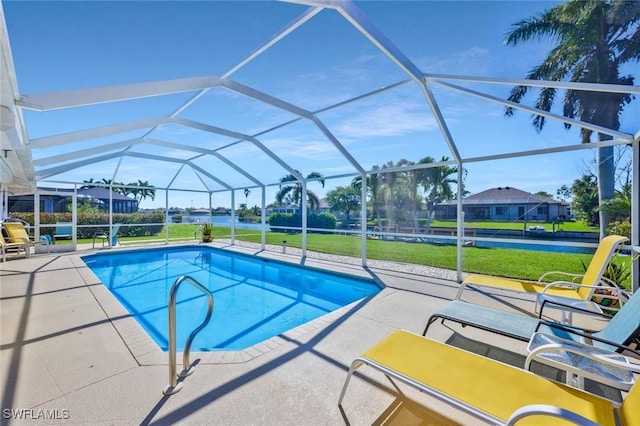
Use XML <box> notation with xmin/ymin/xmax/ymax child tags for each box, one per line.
<box><xmin>82</xmin><ymin>246</ymin><xmax>380</xmax><ymax>351</ymax></box>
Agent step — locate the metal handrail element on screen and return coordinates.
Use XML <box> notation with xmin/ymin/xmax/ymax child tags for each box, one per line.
<box><xmin>163</xmin><ymin>275</ymin><xmax>214</xmax><ymax>395</ymax></box>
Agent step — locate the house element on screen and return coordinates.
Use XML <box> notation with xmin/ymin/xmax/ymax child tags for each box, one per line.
<box><xmin>435</xmin><ymin>186</ymin><xmax>565</xmax><ymax>221</ymax></box>
<box><xmin>8</xmin><ymin>187</ymin><xmax>138</xmax><ymax>214</ymax></box>
<box><xmin>267</xmin><ymin>203</ymin><xmax>301</xmax><ymax>215</ymax></box>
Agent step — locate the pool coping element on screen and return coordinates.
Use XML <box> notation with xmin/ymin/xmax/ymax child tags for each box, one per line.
<box><xmin>71</xmin><ymin>245</ymin><xmax>383</xmax><ymax>366</ymax></box>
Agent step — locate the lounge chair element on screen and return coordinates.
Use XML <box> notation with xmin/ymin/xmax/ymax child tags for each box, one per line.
<box><xmin>0</xmin><ymin>231</ymin><xmax>28</xmax><ymax>261</ymax></box>
<box><xmin>93</xmin><ymin>224</ymin><xmax>121</xmax><ymax>248</ymax></box>
<box><xmin>3</xmin><ymin>222</ymin><xmax>50</xmax><ymax>256</ymax></box>
<box><xmin>339</xmin><ymin>330</ymin><xmax>638</xmax><ymax>425</ymax></box>
<box><xmin>457</xmin><ymin>235</ymin><xmax>628</xmax><ymax>314</ymax></box>
<box><xmin>423</xmin><ymin>286</ymin><xmax>640</xmax><ymax>375</ymax></box>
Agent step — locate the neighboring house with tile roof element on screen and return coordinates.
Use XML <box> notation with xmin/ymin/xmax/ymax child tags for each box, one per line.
<box><xmin>435</xmin><ymin>186</ymin><xmax>568</xmax><ymax>221</ymax></box>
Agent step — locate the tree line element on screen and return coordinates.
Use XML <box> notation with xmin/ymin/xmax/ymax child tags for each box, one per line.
<box><xmin>281</xmin><ymin>157</ymin><xmax>459</xmax><ymax>232</ymax></box>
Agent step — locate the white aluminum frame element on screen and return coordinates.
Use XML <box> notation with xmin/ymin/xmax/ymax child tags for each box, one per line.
<box><xmin>0</xmin><ymin>0</ymin><xmax>638</xmax><ymax>289</ymax></box>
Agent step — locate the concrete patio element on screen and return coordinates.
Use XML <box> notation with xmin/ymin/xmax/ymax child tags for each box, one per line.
<box><xmin>0</xmin><ymin>242</ymin><xmax>626</xmax><ymax>425</ymax></box>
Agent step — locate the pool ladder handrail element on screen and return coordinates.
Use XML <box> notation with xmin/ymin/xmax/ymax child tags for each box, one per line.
<box><xmin>163</xmin><ymin>275</ymin><xmax>214</xmax><ymax>395</ymax></box>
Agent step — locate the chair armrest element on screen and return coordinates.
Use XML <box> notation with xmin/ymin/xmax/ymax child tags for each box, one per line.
<box><xmin>539</xmin><ymin>285</ymin><xmax>629</xmax><ymax>315</ymax></box>
<box><xmin>539</xmin><ymin>281</ymin><xmax>625</xmax><ymax>295</ymax></box>
<box><xmin>506</xmin><ymin>404</ymin><xmax>600</xmax><ymax>426</ymax></box>
<box><xmin>540</xmin><ymin>280</ymin><xmax>585</xmax><ymax>292</ymax></box>
<box><xmin>538</xmin><ymin>299</ymin><xmax>613</xmax><ymax>320</ymax></box>
<box><xmin>534</xmin><ymin>321</ymin><xmax>640</xmax><ymax>357</ymax></box>
<box><xmin>16</xmin><ymin>237</ymin><xmax>31</xmax><ymax>245</ymax></box>
<box><xmin>537</xmin><ymin>271</ymin><xmax>584</xmax><ymax>284</ymax></box>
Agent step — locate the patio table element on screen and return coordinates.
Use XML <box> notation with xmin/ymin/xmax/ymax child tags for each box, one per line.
<box><xmin>526</xmin><ymin>332</ymin><xmax>637</xmax><ymax>392</ymax></box>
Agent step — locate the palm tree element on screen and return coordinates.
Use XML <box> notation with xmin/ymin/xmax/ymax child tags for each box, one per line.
<box><xmin>395</xmin><ymin>159</ymin><xmax>422</xmax><ymax>231</ymax></box>
<box><xmin>125</xmin><ymin>180</ymin><xmax>155</xmax><ymax>206</ymax></box>
<box><xmin>378</xmin><ymin>161</ymin><xmax>400</xmax><ymax>232</ymax></box>
<box><xmin>417</xmin><ymin>156</ymin><xmax>457</xmax><ymax>229</ymax></box>
<box><xmin>243</xmin><ymin>188</ymin><xmax>250</xmax><ymax>207</ymax></box>
<box><xmin>125</xmin><ymin>182</ymin><xmax>140</xmax><ymax>201</ymax></box>
<box><xmin>571</xmin><ymin>173</ymin><xmax>600</xmax><ymax>225</ymax></box>
<box><xmin>135</xmin><ymin>180</ymin><xmax>156</xmax><ymax>204</ymax></box>
<box><xmin>275</xmin><ymin>171</ymin><xmax>325</xmax><ymax>212</ymax></box>
<box><xmin>352</xmin><ymin>168</ymin><xmax>384</xmax><ymax>227</ymax></box>
<box><xmin>81</xmin><ymin>178</ymin><xmax>96</xmax><ymax>189</ymax></box>
<box><xmin>504</xmin><ymin>0</ymin><xmax>639</xmax><ymax>237</ymax></box>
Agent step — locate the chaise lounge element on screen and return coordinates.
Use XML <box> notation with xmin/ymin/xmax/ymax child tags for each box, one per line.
<box><xmin>0</xmin><ymin>232</ymin><xmax>28</xmax><ymax>262</ymax></box>
<box><xmin>456</xmin><ymin>235</ymin><xmax>628</xmax><ymax>314</ymax></box>
<box><xmin>424</xmin><ymin>284</ymin><xmax>640</xmax><ymax>355</ymax></box>
<box><xmin>339</xmin><ymin>330</ymin><xmax>638</xmax><ymax>425</ymax></box>
<box><xmin>3</xmin><ymin>221</ymin><xmax>50</xmax><ymax>257</ymax></box>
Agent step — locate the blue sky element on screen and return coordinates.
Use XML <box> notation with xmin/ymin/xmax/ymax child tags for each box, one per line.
<box><xmin>3</xmin><ymin>0</ymin><xmax>638</xmax><ymax>210</ymax></box>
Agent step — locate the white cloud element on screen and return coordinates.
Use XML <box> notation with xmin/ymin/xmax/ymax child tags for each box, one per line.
<box><xmin>331</xmin><ymin>101</ymin><xmax>439</xmax><ymax>139</ymax></box>
<box><xmin>418</xmin><ymin>47</ymin><xmax>492</xmax><ymax>76</ymax></box>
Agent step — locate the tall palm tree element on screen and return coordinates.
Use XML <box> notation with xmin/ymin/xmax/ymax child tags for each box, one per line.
<box><xmin>275</xmin><ymin>171</ymin><xmax>325</xmax><ymax>212</ymax></box>
<box><xmin>504</xmin><ymin>0</ymin><xmax>639</xmax><ymax>237</ymax></box>
<box><xmin>136</xmin><ymin>180</ymin><xmax>156</xmax><ymax>203</ymax></box>
<box><xmin>417</xmin><ymin>156</ymin><xmax>457</xmax><ymax>229</ymax></box>
<box><xmin>352</xmin><ymin>167</ymin><xmax>384</xmax><ymax>227</ymax></box>
<box><xmin>243</xmin><ymin>188</ymin><xmax>250</xmax><ymax>207</ymax></box>
<box><xmin>126</xmin><ymin>180</ymin><xmax>155</xmax><ymax>205</ymax></box>
<box><xmin>396</xmin><ymin>159</ymin><xmax>422</xmax><ymax>231</ymax></box>
<box><xmin>379</xmin><ymin>161</ymin><xmax>400</xmax><ymax>231</ymax></box>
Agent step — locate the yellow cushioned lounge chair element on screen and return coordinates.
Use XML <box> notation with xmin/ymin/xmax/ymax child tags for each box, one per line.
<box><xmin>3</xmin><ymin>222</ymin><xmax>50</xmax><ymax>257</ymax></box>
<box><xmin>457</xmin><ymin>234</ymin><xmax>628</xmax><ymax>313</ymax></box>
<box><xmin>339</xmin><ymin>330</ymin><xmax>639</xmax><ymax>426</ymax></box>
<box><xmin>0</xmin><ymin>231</ymin><xmax>28</xmax><ymax>262</ymax></box>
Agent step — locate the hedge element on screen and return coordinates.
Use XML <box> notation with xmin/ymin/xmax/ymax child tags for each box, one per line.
<box><xmin>268</xmin><ymin>212</ymin><xmax>337</xmax><ymax>233</ymax></box>
<box><xmin>8</xmin><ymin>212</ymin><xmax>165</xmax><ymax>239</ymax></box>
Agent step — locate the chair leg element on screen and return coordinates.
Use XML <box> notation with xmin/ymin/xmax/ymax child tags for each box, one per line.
<box><xmin>338</xmin><ymin>359</ymin><xmax>364</xmax><ymax>406</ymax></box>
<box><xmin>454</xmin><ymin>283</ymin><xmax>467</xmax><ymax>300</ymax></box>
<box><xmin>422</xmin><ymin>314</ymin><xmax>441</xmax><ymax>336</ymax></box>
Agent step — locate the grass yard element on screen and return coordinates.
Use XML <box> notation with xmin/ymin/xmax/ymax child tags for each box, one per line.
<box><xmin>62</xmin><ymin>223</ymin><xmax>630</xmax><ymax>289</ymax></box>
<box><xmin>430</xmin><ymin>219</ymin><xmax>597</xmax><ymax>232</ymax></box>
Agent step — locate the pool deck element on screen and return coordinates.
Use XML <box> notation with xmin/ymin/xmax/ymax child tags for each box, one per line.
<box><xmin>0</xmin><ymin>241</ymin><xmax>628</xmax><ymax>425</ymax></box>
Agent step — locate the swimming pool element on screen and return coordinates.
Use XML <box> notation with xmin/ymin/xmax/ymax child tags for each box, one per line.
<box><xmin>82</xmin><ymin>246</ymin><xmax>380</xmax><ymax>351</ymax></box>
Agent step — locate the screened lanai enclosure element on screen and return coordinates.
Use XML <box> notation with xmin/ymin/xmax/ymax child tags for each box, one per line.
<box><xmin>1</xmin><ymin>1</ymin><xmax>638</xmax><ymax>288</ymax></box>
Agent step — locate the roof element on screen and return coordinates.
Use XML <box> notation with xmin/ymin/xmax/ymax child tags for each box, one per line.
<box><xmin>79</xmin><ymin>187</ymin><xmax>136</xmax><ymax>202</ymax></box>
<box><xmin>0</xmin><ymin>0</ymin><xmax>638</xmax><ymax>208</ymax></box>
<box><xmin>440</xmin><ymin>187</ymin><xmax>561</xmax><ymax>206</ymax></box>
<box><xmin>10</xmin><ymin>186</ymin><xmax>135</xmax><ymax>202</ymax></box>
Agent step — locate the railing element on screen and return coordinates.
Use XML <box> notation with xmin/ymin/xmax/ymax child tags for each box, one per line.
<box><xmin>194</xmin><ymin>224</ymin><xmax>203</xmax><ymax>240</ymax></box>
<box><xmin>163</xmin><ymin>275</ymin><xmax>214</xmax><ymax>395</ymax></box>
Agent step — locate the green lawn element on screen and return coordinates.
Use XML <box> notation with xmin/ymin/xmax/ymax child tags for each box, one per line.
<box><xmin>64</xmin><ymin>223</ymin><xmax>629</xmax><ymax>289</ymax></box>
<box><xmin>430</xmin><ymin>219</ymin><xmax>597</xmax><ymax>232</ymax></box>
<box><xmin>224</xmin><ymin>228</ymin><xmax>594</xmax><ymax>280</ymax></box>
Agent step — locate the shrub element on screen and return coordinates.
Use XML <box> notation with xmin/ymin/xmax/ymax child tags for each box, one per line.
<box><xmin>268</xmin><ymin>213</ymin><xmax>337</xmax><ymax>233</ymax></box>
<box><xmin>607</xmin><ymin>218</ymin><xmax>631</xmax><ymax>239</ymax></box>
<box><xmin>9</xmin><ymin>211</ymin><xmax>165</xmax><ymax>239</ymax></box>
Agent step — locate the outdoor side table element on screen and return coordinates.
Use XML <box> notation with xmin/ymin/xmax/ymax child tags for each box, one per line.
<box><xmin>526</xmin><ymin>332</ymin><xmax>636</xmax><ymax>391</ymax></box>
